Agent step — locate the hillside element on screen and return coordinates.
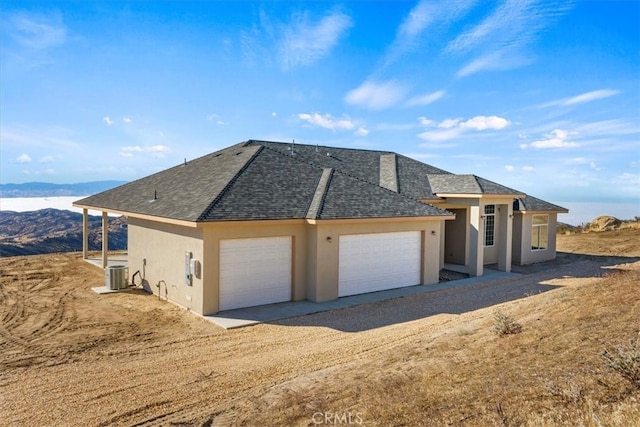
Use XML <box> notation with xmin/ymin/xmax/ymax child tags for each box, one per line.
<box><xmin>0</xmin><ymin>228</ymin><xmax>638</xmax><ymax>426</ymax></box>
<box><xmin>0</xmin><ymin>209</ymin><xmax>127</xmax><ymax>257</ymax></box>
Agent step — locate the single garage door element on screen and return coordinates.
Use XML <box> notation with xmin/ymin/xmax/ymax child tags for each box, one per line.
<box><xmin>338</xmin><ymin>231</ymin><xmax>421</xmax><ymax>297</ymax></box>
<box><xmin>219</xmin><ymin>236</ymin><xmax>292</xmax><ymax>311</ymax></box>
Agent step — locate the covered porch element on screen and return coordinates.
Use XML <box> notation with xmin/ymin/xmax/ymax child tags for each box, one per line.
<box><xmin>79</xmin><ymin>208</ymin><xmax>128</xmax><ymax>269</ymax></box>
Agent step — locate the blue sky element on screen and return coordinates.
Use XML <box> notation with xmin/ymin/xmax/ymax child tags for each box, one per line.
<box><xmin>1</xmin><ymin>1</ymin><xmax>639</xmax><ymax>222</ymax></box>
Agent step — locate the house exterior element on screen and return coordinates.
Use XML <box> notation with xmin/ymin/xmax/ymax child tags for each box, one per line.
<box><xmin>74</xmin><ymin>140</ymin><xmax>567</xmax><ymax>315</ymax></box>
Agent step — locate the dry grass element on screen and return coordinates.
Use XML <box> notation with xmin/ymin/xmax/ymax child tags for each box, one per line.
<box><xmin>233</xmin><ymin>268</ymin><xmax>640</xmax><ymax>426</ymax></box>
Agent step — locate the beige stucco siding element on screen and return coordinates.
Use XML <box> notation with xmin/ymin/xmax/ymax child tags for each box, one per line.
<box><xmin>128</xmin><ymin>217</ymin><xmax>205</xmax><ymax>313</ymax></box>
<box><xmin>512</xmin><ymin>212</ymin><xmax>559</xmax><ymax>265</ymax></box>
<box><xmin>130</xmin><ymin>217</ymin><xmax>447</xmax><ymax>315</ymax></box>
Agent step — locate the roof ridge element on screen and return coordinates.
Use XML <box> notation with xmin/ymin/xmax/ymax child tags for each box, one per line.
<box><xmin>247</xmin><ymin>139</ymin><xmax>394</xmax><ymax>155</ymax></box>
<box><xmin>197</xmin><ymin>145</ymin><xmax>264</xmax><ymax>221</ymax></box>
<box><xmin>306</xmin><ymin>168</ymin><xmax>333</xmax><ymax>220</ymax></box>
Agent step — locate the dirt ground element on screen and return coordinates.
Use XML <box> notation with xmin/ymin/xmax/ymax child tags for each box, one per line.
<box><xmin>1</xmin><ymin>229</ymin><xmax>639</xmax><ymax>426</ymax></box>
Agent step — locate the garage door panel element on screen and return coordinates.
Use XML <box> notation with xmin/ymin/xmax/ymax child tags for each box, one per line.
<box><xmin>339</xmin><ymin>231</ymin><xmax>421</xmax><ymax>297</ymax></box>
<box><xmin>219</xmin><ymin>237</ymin><xmax>291</xmax><ymax>311</ymax></box>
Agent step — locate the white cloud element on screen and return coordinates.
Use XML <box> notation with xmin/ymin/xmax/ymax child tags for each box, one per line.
<box><xmin>418</xmin><ymin>114</ymin><xmax>510</xmax><ymax>142</ymax></box>
<box><xmin>354</xmin><ymin>127</ymin><xmax>370</xmax><ymax>137</ymax></box>
<box><xmin>119</xmin><ymin>145</ymin><xmax>170</xmax><ymax>158</ymax></box>
<box><xmin>272</xmin><ymin>112</ymin><xmax>277</xmax><ymax>117</ymax></box>
<box><xmin>418</xmin><ymin>116</ymin><xmax>435</xmax><ymax>127</ymax></box>
<box><xmin>405</xmin><ymin>90</ymin><xmax>446</xmax><ymax>107</ymax></box>
<box><xmin>103</xmin><ymin>116</ymin><xmax>113</xmax><ymax>126</ymax></box>
<box><xmin>418</xmin><ymin>127</ymin><xmax>464</xmax><ymax>142</ymax></box>
<box><xmin>460</xmin><ymin>115</ymin><xmax>510</xmax><ymax>130</ymax></box>
<box><xmin>123</xmin><ymin>117</ymin><xmax>132</xmax><ymax>124</ymax></box>
<box><xmin>504</xmin><ymin>165</ymin><xmax>515</xmax><ymax>172</ymax></box>
<box><xmin>522</xmin><ymin>166</ymin><xmax>534</xmax><ymax>172</ymax></box>
<box><xmin>7</xmin><ymin>12</ymin><xmax>67</xmax><ymax>50</ymax></box>
<box><xmin>280</xmin><ymin>10</ymin><xmax>352</xmax><ymax>69</ymax></box>
<box><xmin>438</xmin><ymin>118</ymin><xmax>462</xmax><ymax>129</ymax></box>
<box><xmin>39</xmin><ymin>155</ymin><xmax>56</xmax><ymax>163</ymax></box>
<box><xmin>344</xmin><ymin>80</ymin><xmax>407</xmax><ymax>110</ymax></box>
<box><xmin>298</xmin><ymin>113</ymin><xmax>355</xmax><ymax>131</ymax></box>
<box><xmin>524</xmin><ymin>129</ymin><xmax>579</xmax><ymax>149</ymax></box>
<box><xmin>15</xmin><ymin>153</ymin><xmax>32</xmax><ymax>163</ymax></box>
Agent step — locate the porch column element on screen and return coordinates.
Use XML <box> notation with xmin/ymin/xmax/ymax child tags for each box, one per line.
<box><xmin>497</xmin><ymin>203</ymin><xmax>513</xmax><ymax>272</ymax></box>
<box><xmin>102</xmin><ymin>211</ymin><xmax>108</xmax><ymax>268</ymax></box>
<box><xmin>82</xmin><ymin>208</ymin><xmax>89</xmax><ymax>260</ymax></box>
<box><xmin>468</xmin><ymin>204</ymin><xmax>484</xmax><ymax>276</ymax></box>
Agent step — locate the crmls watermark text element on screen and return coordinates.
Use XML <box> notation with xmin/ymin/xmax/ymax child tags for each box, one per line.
<box><xmin>311</xmin><ymin>411</ymin><xmax>363</xmax><ymax>425</ymax></box>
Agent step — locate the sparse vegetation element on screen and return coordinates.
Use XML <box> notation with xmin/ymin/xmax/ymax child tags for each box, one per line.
<box><xmin>492</xmin><ymin>310</ymin><xmax>523</xmax><ymax>336</ymax></box>
<box><xmin>602</xmin><ymin>338</ymin><xmax>640</xmax><ymax>389</ymax></box>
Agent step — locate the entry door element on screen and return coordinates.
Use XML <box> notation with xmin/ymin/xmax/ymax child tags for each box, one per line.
<box><xmin>219</xmin><ymin>236</ymin><xmax>292</xmax><ymax>311</ymax></box>
<box><xmin>445</xmin><ymin>209</ymin><xmax>466</xmax><ymax>265</ymax></box>
<box><xmin>338</xmin><ymin>231</ymin><xmax>421</xmax><ymax>297</ymax></box>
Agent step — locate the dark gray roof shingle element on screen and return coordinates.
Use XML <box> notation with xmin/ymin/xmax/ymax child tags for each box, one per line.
<box><xmin>514</xmin><ymin>195</ymin><xmax>568</xmax><ymax>213</ymax></box>
<box><xmin>427</xmin><ymin>174</ymin><xmax>523</xmax><ymax>196</ymax></box>
<box><xmin>75</xmin><ymin>140</ymin><xmax>453</xmax><ymax>222</ymax></box>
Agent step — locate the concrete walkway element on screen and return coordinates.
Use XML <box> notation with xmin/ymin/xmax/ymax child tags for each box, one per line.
<box><xmin>203</xmin><ymin>269</ymin><xmax>520</xmax><ymax>329</ymax></box>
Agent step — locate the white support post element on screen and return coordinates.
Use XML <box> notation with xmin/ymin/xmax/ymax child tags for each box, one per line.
<box><xmin>82</xmin><ymin>208</ymin><xmax>89</xmax><ymax>260</ymax></box>
<box><xmin>468</xmin><ymin>204</ymin><xmax>484</xmax><ymax>277</ymax></box>
<box><xmin>102</xmin><ymin>211</ymin><xmax>108</xmax><ymax>268</ymax></box>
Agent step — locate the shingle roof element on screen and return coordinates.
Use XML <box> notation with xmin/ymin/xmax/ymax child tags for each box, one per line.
<box><xmin>75</xmin><ymin>141</ymin><xmax>452</xmax><ymax>222</ymax></box>
<box><xmin>76</xmin><ymin>139</ymin><xmax>567</xmax><ymax>221</ymax></box>
<box><xmin>514</xmin><ymin>195</ymin><xmax>568</xmax><ymax>213</ymax></box>
<box><xmin>427</xmin><ymin>174</ymin><xmax>524</xmax><ymax>196</ymax></box>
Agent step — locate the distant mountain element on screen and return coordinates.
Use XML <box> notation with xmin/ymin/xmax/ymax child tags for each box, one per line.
<box><xmin>0</xmin><ymin>208</ymin><xmax>127</xmax><ymax>257</ymax></box>
<box><xmin>0</xmin><ymin>181</ymin><xmax>127</xmax><ymax>198</ymax></box>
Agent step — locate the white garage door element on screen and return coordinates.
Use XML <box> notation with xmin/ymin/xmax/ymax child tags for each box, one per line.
<box><xmin>219</xmin><ymin>236</ymin><xmax>292</xmax><ymax>311</ymax></box>
<box><xmin>338</xmin><ymin>231</ymin><xmax>421</xmax><ymax>297</ymax></box>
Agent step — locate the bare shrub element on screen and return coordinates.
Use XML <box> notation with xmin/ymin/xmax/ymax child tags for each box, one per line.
<box><xmin>602</xmin><ymin>339</ymin><xmax>640</xmax><ymax>389</ymax></box>
<box><xmin>492</xmin><ymin>311</ymin><xmax>523</xmax><ymax>336</ymax></box>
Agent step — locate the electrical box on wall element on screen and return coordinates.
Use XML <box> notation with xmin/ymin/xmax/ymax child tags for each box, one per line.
<box><xmin>190</xmin><ymin>258</ymin><xmax>201</xmax><ymax>279</ymax></box>
<box><xmin>184</xmin><ymin>252</ymin><xmax>201</xmax><ymax>286</ymax></box>
<box><xmin>185</xmin><ymin>252</ymin><xmax>193</xmax><ymax>286</ymax></box>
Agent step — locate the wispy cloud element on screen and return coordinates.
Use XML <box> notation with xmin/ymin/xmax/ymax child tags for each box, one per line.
<box><xmin>298</xmin><ymin>113</ymin><xmax>355</xmax><ymax>131</ymax></box>
<box><xmin>280</xmin><ymin>10</ymin><xmax>352</xmax><ymax>69</ymax></box>
<box><xmin>5</xmin><ymin>11</ymin><xmax>67</xmax><ymax>50</ymax></box>
<box><xmin>103</xmin><ymin>116</ymin><xmax>113</xmax><ymax>126</ymax></box>
<box><xmin>539</xmin><ymin>89</ymin><xmax>621</xmax><ymax>108</ymax></box>
<box><xmin>405</xmin><ymin>90</ymin><xmax>446</xmax><ymax>107</ymax></box>
<box><xmin>344</xmin><ymin>80</ymin><xmax>407</xmax><ymax>110</ymax></box>
<box><xmin>380</xmin><ymin>0</ymin><xmax>477</xmax><ymax>71</ymax></box>
<box><xmin>446</xmin><ymin>0</ymin><xmax>573</xmax><ymax>77</ymax></box>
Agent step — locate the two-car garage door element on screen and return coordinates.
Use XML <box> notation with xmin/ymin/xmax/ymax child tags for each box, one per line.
<box><xmin>338</xmin><ymin>231</ymin><xmax>422</xmax><ymax>297</ymax></box>
<box><xmin>218</xmin><ymin>232</ymin><xmax>422</xmax><ymax>310</ymax></box>
<box><xmin>219</xmin><ymin>236</ymin><xmax>292</xmax><ymax>311</ymax></box>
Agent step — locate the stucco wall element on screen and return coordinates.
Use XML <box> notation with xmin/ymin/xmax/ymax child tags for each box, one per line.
<box><xmin>128</xmin><ymin>217</ymin><xmax>205</xmax><ymax>313</ymax></box>
<box><xmin>129</xmin><ymin>217</ymin><xmax>445</xmax><ymax>315</ymax></box>
<box><xmin>512</xmin><ymin>212</ymin><xmax>559</xmax><ymax>265</ymax></box>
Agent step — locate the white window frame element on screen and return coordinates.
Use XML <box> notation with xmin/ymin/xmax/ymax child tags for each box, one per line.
<box><xmin>531</xmin><ymin>214</ymin><xmax>549</xmax><ymax>251</ymax></box>
<box><xmin>484</xmin><ymin>204</ymin><xmax>495</xmax><ymax>247</ymax></box>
